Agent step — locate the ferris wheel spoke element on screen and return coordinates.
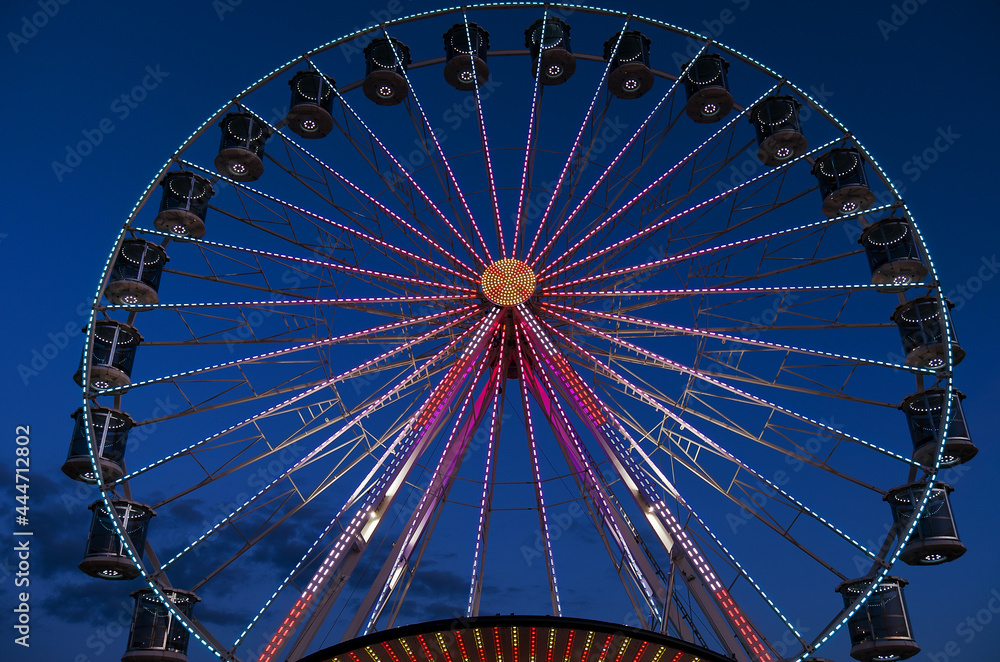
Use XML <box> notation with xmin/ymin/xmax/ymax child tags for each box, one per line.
<box><xmin>528</xmin><ymin>44</ymin><xmax>714</xmax><ymax>270</ymax></box>
<box><xmin>523</xmin><ymin>17</ymin><xmax>633</xmax><ymax>260</ymax></box>
<box><xmin>512</xmin><ymin>7</ymin><xmax>553</xmax><ymax>259</ymax></box>
<box><xmin>234</xmin><ymin>91</ymin><xmax>463</xmax><ymax>265</ymax></box>
<box><xmin>97</xmin><ymin>304</ymin><xmax>476</xmax><ymax>398</ymax></box>
<box><xmin>515</xmin><ymin>324</ymin><xmax>665</xmax><ymax>629</ymax></box>
<box><xmin>230</xmin><ymin>317</ymin><xmax>497</xmax><ymax>653</ymax></box>
<box><xmin>113</xmin><ymin>307</ymin><xmax>475</xmax><ymax>489</ymax></box>
<box><xmin>346</xmin><ymin>347</ymin><xmax>503</xmax><ymax>639</ymax></box>
<box><xmin>544</xmin><ymin>308</ymin><xmax>921</xmax><ymax>468</ymax></box>
<box><xmin>159</xmin><ymin>312</ymin><xmax>496</xmax><ymax>579</ymax></box>
<box><xmin>266</xmin><ymin>311</ymin><xmax>504</xmax><ymax>662</ymax></box>
<box><xmin>452</xmin><ymin>9</ymin><xmax>506</xmax><ymax>256</ymax></box>
<box><xmin>534</xmin><ymin>82</ymin><xmax>784</xmax><ymax>280</ymax></box>
<box><xmin>556</xmin><ymin>335</ymin><xmax>882</xmax><ymax>566</ymax></box>
<box><xmin>539</xmin><ymin>136</ymin><xmax>843</xmax><ymax>286</ymax></box>
<box><xmin>335</xmin><ymin>36</ymin><xmax>495</xmax><ymax>268</ymax></box>
<box><xmin>218</xmin><ymin>129</ymin><xmax>481</xmax><ymax>279</ymax></box>
<box><xmin>542</xmin><ymin>211</ymin><xmax>861</xmax><ymax>295</ymax></box>
<box><xmin>542</xmin><ymin>301</ymin><xmax>925</xmax><ymax>379</ymax></box>
<box><xmin>219</xmin><ymin>163</ymin><xmax>482</xmax><ymax>284</ymax></box>
<box><xmin>136</xmin><ymin>223</ymin><xmax>478</xmax><ymax>303</ymax></box>
<box><xmin>466</xmin><ymin>357</ymin><xmax>506</xmax><ymax>617</ymax></box>
<box><xmin>513</xmin><ymin>323</ymin><xmax>564</xmax><ymax>617</ymax></box>
<box><xmin>593</xmin><ymin>384</ymin><xmax>848</xmax><ymax>639</ymax></box>
<box><xmin>518</xmin><ymin>307</ymin><xmax>775</xmax><ymax>662</ymax></box>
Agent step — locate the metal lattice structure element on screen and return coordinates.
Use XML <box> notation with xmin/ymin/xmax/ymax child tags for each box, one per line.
<box><xmin>68</xmin><ymin>5</ymin><xmax>973</xmax><ymax>662</ymax></box>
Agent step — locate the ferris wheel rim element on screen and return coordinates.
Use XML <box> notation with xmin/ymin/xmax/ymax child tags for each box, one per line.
<box><xmin>73</xmin><ymin>5</ymin><xmax>965</xmax><ymax>662</ymax></box>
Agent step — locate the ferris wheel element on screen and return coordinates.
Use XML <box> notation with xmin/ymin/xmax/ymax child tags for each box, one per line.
<box><xmin>66</xmin><ymin>5</ymin><xmax>977</xmax><ymax>662</ymax></box>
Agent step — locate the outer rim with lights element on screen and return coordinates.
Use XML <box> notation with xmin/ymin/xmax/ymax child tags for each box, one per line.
<box><xmin>76</xmin><ymin>4</ymin><xmax>961</xmax><ymax>662</ymax></box>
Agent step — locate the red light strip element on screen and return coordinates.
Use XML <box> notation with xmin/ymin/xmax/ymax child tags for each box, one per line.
<box><xmin>456</xmin><ymin>631</ymin><xmax>472</xmax><ymax>662</ymax></box>
<box><xmin>492</xmin><ymin>627</ymin><xmax>504</xmax><ymax>662</ymax></box>
<box><xmin>714</xmin><ymin>588</ymin><xmax>773</xmax><ymax>661</ymax></box>
<box><xmin>562</xmin><ymin>630</ymin><xmax>575</xmax><ymax>662</ymax></box>
<box><xmin>417</xmin><ymin>636</ymin><xmax>436</xmax><ymax>662</ymax></box>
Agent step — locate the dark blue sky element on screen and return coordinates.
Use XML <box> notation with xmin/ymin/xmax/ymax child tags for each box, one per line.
<box><xmin>2</xmin><ymin>1</ymin><xmax>999</xmax><ymax>662</ymax></box>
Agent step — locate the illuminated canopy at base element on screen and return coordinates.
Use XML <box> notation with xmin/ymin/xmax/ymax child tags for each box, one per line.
<box><xmin>296</xmin><ymin>616</ymin><xmax>732</xmax><ymax>662</ymax></box>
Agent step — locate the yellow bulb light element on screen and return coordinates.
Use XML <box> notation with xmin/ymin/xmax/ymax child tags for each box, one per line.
<box><xmin>480</xmin><ymin>259</ymin><xmax>536</xmax><ymax>306</ymax></box>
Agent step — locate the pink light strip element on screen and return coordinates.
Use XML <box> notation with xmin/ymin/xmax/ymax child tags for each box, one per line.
<box><xmin>514</xmin><ymin>324</ymin><xmax>562</xmax><ymax>616</ymax></box>
<box><xmin>218</xmin><ymin>165</ymin><xmax>479</xmax><ymax>285</ymax></box>
<box><xmin>364</xmin><ymin>345</ymin><xmax>502</xmax><ymax>632</ymax></box>
<box><xmin>104</xmin><ymin>305</ymin><xmax>479</xmax><ymax>397</ymax></box>
<box><xmin>512</xmin><ymin>8</ymin><xmax>550</xmax><ymax>259</ymax></box>
<box><xmin>466</xmin><ymin>361</ymin><xmax>504</xmax><ymax>616</ymax></box>
<box><xmin>541</xmin><ymin>306</ymin><xmax>917</xmax><ymax>465</ymax></box>
<box><xmin>534</xmin><ymin>81</ymin><xmax>788</xmax><ymax>280</ymax></box>
<box><xmin>258</xmin><ymin>311</ymin><xmax>501</xmax><ymax>662</ymax></box>
<box><xmin>462</xmin><ymin>10</ymin><xmax>506</xmax><ymax>259</ymax></box>
<box><xmin>542</xmin><ymin>216</ymin><xmax>840</xmax><ymax>293</ymax></box>
<box><xmin>529</xmin><ymin>43</ymin><xmax>709</xmax><ymax>270</ymax></box>
<box><xmin>522</xmin><ymin>19</ymin><xmax>632</xmax><ymax>261</ymax></box>
<box><xmin>378</xmin><ymin>30</ymin><xmax>495</xmax><ymax>267</ymax></box>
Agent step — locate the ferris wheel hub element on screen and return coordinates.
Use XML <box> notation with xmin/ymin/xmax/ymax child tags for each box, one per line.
<box><xmin>480</xmin><ymin>259</ymin><xmax>536</xmax><ymax>306</ymax></box>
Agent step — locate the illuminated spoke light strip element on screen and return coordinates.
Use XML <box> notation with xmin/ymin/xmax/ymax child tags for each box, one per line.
<box><xmin>543</xmin><ymin>301</ymin><xmax>924</xmax><ymax>374</ymax></box>
<box><xmin>258</xmin><ymin>312</ymin><xmax>501</xmax><ymax>662</ymax></box>
<box><xmin>535</xmin><ymin>80</ymin><xmax>784</xmax><ymax>278</ymax></box>
<box><xmin>543</xmin><ymin>210</ymin><xmax>850</xmax><ymax>293</ymax></box>
<box><xmin>176</xmin><ymin>157</ymin><xmax>479</xmax><ymax>284</ymax></box>
<box><xmin>141</xmin><ymin>212</ymin><xmax>479</xmax><ymax>295</ymax></box>
<box><xmin>362</xmin><ymin>355</ymin><xmax>500</xmax><ymax>635</ymax></box>
<box><xmin>520</xmin><ymin>309</ymin><xmax>774</xmax><ymax>661</ymax></box>
<box><xmin>120</xmin><ymin>306</ymin><xmax>478</xmax><ymax>490</ymax></box>
<box><xmin>544</xmin><ymin>306</ymin><xmax>918</xmax><ymax>465</ymax></box>
<box><xmin>515</xmin><ymin>311</ymin><xmax>661</xmax><ymax>616</ymax></box>
<box><xmin>378</xmin><ymin>31</ymin><xmax>495</xmax><ymax>267</ymax></box>
<box><xmin>461</xmin><ymin>9</ymin><xmax>506</xmax><ymax>258</ymax></box>
<box><xmin>466</xmin><ymin>373</ymin><xmax>504</xmax><ymax>617</ymax></box>
<box><xmin>539</xmin><ymin>321</ymin><xmax>836</xmax><ymax>641</ymax></box>
<box><xmin>523</xmin><ymin>19</ymin><xmax>632</xmax><ymax>260</ymax></box>
<box><xmin>162</xmin><ymin>310</ymin><xmax>482</xmax><ymax>571</ymax></box>
<box><xmin>529</xmin><ymin>43</ymin><xmax>711</xmax><ymax>269</ymax></box>
<box><xmin>550</xmin><ymin>310</ymin><xmax>908</xmax><ymax>552</ymax></box>
<box><xmin>553</xmin><ymin>283</ymin><xmax>887</xmax><ymax>297</ymax></box>
<box><xmin>539</xmin><ymin>137</ymin><xmax>845</xmax><ymax>285</ymax></box>
<box><xmin>516</xmin><ymin>325</ymin><xmax>562</xmax><ymax>616</ymax></box>
<box><xmin>109</xmin><ymin>293</ymin><xmax>470</xmax><ymax>313</ymax></box>
<box><xmin>305</xmin><ymin>59</ymin><xmax>489</xmax><ymax>270</ymax></box>
<box><xmin>513</xmin><ymin>7</ymin><xmax>550</xmax><ymax>258</ymax></box>
<box><xmin>101</xmin><ymin>303</ymin><xmax>476</xmax><ymax>398</ymax></box>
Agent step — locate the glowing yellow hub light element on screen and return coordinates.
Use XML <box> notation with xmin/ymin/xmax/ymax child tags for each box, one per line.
<box><xmin>480</xmin><ymin>259</ymin><xmax>536</xmax><ymax>306</ymax></box>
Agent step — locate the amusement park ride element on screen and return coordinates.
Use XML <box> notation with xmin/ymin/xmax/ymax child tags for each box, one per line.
<box><xmin>66</xmin><ymin>5</ymin><xmax>974</xmax><ymax>662</ymax></box>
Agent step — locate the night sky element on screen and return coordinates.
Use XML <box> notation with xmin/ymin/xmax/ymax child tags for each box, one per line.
<box><xmin>2</xmin><ymin>2</ymin><xmax>999</xmax><ymax>662</ymax></box>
